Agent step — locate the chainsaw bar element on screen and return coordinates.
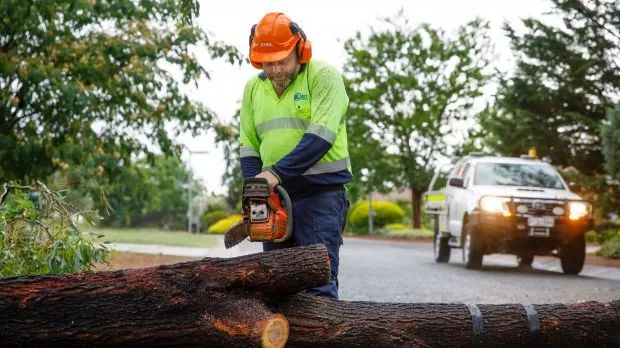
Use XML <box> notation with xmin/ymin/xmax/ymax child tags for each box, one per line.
<box><xmin>224</xmin><ymin>219</ymin><xmax>250</xmax><ymax>248</ymax></box>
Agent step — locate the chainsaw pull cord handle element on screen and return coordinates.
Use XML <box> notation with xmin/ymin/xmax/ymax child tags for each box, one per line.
<box><xmin>273</xmin><ymin>185</ymin><xmax>293</xmax><ymax>243</ymax></box>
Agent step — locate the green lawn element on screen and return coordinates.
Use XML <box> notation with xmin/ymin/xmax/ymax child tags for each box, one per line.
<box><xmin>85</xmin><ymin>227</ymin><xmax>220</xmax><ymax>248</ymax></box>
<box><xmin>347</xmin><ymin>227</ymin><xmax>433</xmax><ymax>239</ymax></box>
<box><xmin>383</xmin><ymin>228</ymin><xmax>433</xmax><ymax>239</ymax></box>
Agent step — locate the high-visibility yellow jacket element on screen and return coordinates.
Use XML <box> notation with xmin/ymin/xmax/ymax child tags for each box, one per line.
<box><xmin>239</xmin><ymin>59</ymin><xmax>352</xmax><ymax>197</ymax></box>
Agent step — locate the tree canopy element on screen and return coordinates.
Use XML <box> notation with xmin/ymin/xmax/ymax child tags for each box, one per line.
<box><xmin>602</xmin><ymin>105</ymin><xmax>620</xmax><ymax>183</ymax></box>
<box><xmin>100</xmin><ymin>154</ymin><xmax>202</xmax><ymax>229</ymax></box>
<box><xmin>0</xmin><ymin>0</ymin><xmax>242</xmax><ymax>184</ymax></box>
<box><xmin>478</xmin><ymin>0</ymin><xmax>619</xmax><ymax>174</ymax></box>
<box><xmin>343</xmin><ymin>13</ymin><xmax>492</xmax><ymax>227</ymax></box>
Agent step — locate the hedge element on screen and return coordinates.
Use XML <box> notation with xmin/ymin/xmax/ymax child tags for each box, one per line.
<box><xmin>591</xmin><ymin>228</ymin><xmax>619</xmax><ymax>244</ymax></box>
<box><xmin>207</xmin><ymin>215</ymin><xmax>243</xmax><ymax>234</ymax></box>
<box><xmin>349</xmin><ymin>200</ymin><xmax>405</xmax><ymax>228</ymax></box>
<box><xmin>202</xmin><ymin>210</ymin><xmax>228</xmax><ymax>228</ymax></box>
<box><xmin>596</xmin><ymin>235</ymin><xmax>620</xmax><ymax>259</ymax></box>
<box><xmin>385</xmin><ymin>223</ymin><xmax>408</xmax><ymax>231</ymax></box>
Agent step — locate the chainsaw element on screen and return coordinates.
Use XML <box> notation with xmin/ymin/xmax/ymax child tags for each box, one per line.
<box><xmin>224</xmin><ymin>177</ymin><xmax>293</xmax><ymax>249</ymax></box>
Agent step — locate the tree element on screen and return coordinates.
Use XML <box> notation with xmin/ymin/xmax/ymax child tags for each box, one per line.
<box><xmin>343</xmin><ymin>13</ymin><xmax>492</xmax><ymax>228</ymax></box>
<box><xmin>3</xmin><ymin>244</ymin><xmax>620</xmax><ymax>346</ymax></box>
<box><xmin>0</xmin><ymin>244</ymin><xmax>330</xmax><ymax>347</ymax></box>
<box><xmin>215</xmin><ymin>112</ymin><xmax>244</xmax><ymax>211</ymax></box>
<box><xmin>0</xmin><ymin>0</ymin><xmax>242</xmax><ymax>184</ymax></box>
<box><xmin>100</xmin><ymin>154</ymin><xmax>202</xmax><ymax>229</ymax></box>
<box><xmin>479</xmin><ymin>0</ymin><xmax>620</xmax><ymax>174</ymax></box>
<box><xmin>602</xmin><ymin>105</ymin><xmax>620</xmax><ymax>182</ymax></box>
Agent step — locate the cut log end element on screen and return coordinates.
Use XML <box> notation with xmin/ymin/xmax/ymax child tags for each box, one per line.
<box><xmin>260</xmin><ymin>314</ymin><xmax>289</xmax><ymax>348</ymax></box>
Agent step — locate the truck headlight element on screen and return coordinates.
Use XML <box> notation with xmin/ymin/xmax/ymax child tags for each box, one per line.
<box><xmin>479</xmin><ymin>196</ymin><xmax>511</xmax><ymax>217</ymax></box>
<box><xmin>568</xmin><ymin>201</ymin><xmax>590</xmax><ymax>220</ymax></box>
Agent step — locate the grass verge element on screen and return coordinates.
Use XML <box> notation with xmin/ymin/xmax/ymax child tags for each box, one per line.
<box><xmin>346</xmin><ymin>228</ymin><xmax>433</xmax><ymax>240</ymax></box>
<box><xmin>383</xmin><ymin>228</ymin><xmax>433</xmax><ymax>239</ymax></box>
<box><xmin>95</xmin><ymin>250</ymin><xmax>199</xmax><ymax>271</ymax></box>
<box><xmin>85</xmin><ymin>227</ymin><xmax>219</xmax><ymax>248</ymax></box>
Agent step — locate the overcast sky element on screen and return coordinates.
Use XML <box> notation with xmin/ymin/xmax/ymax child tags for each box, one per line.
<box><xmin>179</xmin><ymin>0</ymin><xmax>555</xmax><ymax>195</ymax></box>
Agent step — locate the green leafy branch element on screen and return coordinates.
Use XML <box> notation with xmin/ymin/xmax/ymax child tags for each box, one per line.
<box><xmin>0</xmin><ymin>181</ymin><xmax>109</xmax><ymax>278</ymax></box>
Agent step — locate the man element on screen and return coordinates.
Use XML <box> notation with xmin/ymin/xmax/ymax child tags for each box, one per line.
<box><xmin>239</xmin><ymin>12</ymin><xmax>351</xmax><ymax>299</ymax></box>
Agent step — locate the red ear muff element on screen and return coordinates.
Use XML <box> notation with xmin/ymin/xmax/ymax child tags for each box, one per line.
<box><xmin>289</xmin><ymin>22</ymin><xmax>312</xmax><ymax>64</ymax></box>
<box><xmin>298</xmin><ymin>39</ymin><xmax>312</xmax><ymax>64</ymax></box>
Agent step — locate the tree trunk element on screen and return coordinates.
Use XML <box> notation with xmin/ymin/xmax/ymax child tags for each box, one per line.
<box><xmin>0</xmin><ymin>244</ymin><xmax>330</xmax><ymax>348</ymax></box>
<box><xmin>411</xmin><ymin>188</ymin><xmax>422</xmax><ymax>229</ymax></box>
<box><xmin>2</xmin><ymin>244</ymin><xmax>619</xmax><ymax>347</ymax></box>
<box><xmin>275</xmin><ymin>295</ymin><xmax>620</xmax><ymax>347</ymax></box>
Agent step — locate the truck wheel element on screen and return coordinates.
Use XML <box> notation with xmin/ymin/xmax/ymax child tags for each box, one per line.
<box><xmin>560</xmin><ymin>234</ymin><xmax>585</xmax><ymax>275</ymax></box>
<box><xmin>434</xmin><ymin>230</ymin><xmax>451</xmax><ymax>263</ymax></box>
<box><xmin>462</xmin><ymin>222</ymin><xmax>483</xmax><ymax>269</ymax></box>
<box><xmin>517</xmin><ymin>253</ymin><xmax>534</xmax><ymax>267</ymax></box>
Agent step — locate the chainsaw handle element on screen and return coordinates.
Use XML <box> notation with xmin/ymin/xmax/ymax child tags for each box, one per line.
<box><xmin>273</xmin><ymin>185</ymin><xmax>293</xmax><ymax>243</ymax></box>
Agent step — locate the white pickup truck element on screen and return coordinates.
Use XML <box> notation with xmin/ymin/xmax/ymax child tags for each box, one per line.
<box><xmin>424</xmin><ymin>154</ymin><xmax>593</xmax><ymax>274</ymax></box>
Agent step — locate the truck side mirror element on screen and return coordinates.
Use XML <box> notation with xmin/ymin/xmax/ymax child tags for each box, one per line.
<box><xmin>448</xmin><ymin>177</ymin><xmax>464</xmax><ymax>188</ymax></box>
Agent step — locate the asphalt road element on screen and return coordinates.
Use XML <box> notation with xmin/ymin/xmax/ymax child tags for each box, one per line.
<box><xmin>338</xmin><ymin>238</ymin><xmax>620</xmax><ymax>304</ymax></box>
<box><xmin>111</xmin><ymin>236</ymin><xmax>620</xmax><ymax>304</ymax></box>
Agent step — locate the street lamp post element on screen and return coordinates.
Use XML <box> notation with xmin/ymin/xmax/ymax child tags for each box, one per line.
<box><xmin>367</xmin><ymin>169</ymin><xmax>376</xmax><ymax>235</ymax></box>
<box><xmin>185</xmin><ymin>149</ymin><xmax>209</xmax><ymax>234</ymax></box>
<box><xmin>368</xmin><ymin>191</ymin><xmax>375</xmax><ymax>235</ymax></box>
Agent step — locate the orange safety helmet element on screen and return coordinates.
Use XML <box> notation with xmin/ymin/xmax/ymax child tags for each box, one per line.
<box><xmin>248</xmin><ymin>12</ymin><xmax>312</xmax><ymax>69</ymax></box>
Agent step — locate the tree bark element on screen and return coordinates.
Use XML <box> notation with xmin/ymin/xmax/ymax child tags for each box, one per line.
<box><xmin>411</xmin><ymin>188</ymin><xmax>422</xmax><ymax>229</ymax></box>
<box><xmin>0</xmin><ymin>244</ymin><xmax>330</xmax><ymax>348</ymax></box>
<box><xmin>274</xmin><ymin>295</ymin><xmax>620</xmax><ymax>347</ymax></box>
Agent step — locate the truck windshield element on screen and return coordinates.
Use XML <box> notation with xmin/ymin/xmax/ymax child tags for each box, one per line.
<box><xmin>474</xmin><ymin>163</ymin><xmax>565</xmax><ymax>189</ymax></box>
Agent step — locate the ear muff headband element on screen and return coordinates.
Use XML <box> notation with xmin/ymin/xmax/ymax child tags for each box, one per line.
<box><xmin>249</xmin><ymin>24</ymin><xmax>257</xmax><ymax>48</ymax></box>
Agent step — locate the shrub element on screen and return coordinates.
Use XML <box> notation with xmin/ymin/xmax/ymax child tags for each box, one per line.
<box><xmin>598</xmin><ymin>228</ymin><xmax>619</xmax><ymax>243</ymax></box>
<box><xmin>346</xmin><ymin>200</ymin><xmax>369</xmax><ymax>234</ymax></box>
<box><xmin>202</xmin><ymin>210</ymin><xmax>228</xmax><ymax>228</ymax></box>
<box><xmin>130</xmin><ymin>210</ymin><xmax>186</xmax><ymax>230</ymax></box>
<box><xmin>347</xmin><ymin>200</ymin><xmax>366</xmax><ymax>220</ymax></box>
<box><xmin>585</xmin><ymin>230</ymin><xmax>598</xmax><ymax>243</ymax></box>
<box><xmin>588</xmin><ymin>227</ymin><xmax>619</xmax><ymax>244</ymax></box>
<box><xmin>421</xmin><ymin>210</ymin><xmax>433</xmax><ymax>230</ymax></box>
<box><xmin>394</xmin><ymin>199</ymin><xmax>412</xmax><ymax>220</ymax></box>
<box><xmin>596</xmin><ymin>235</ymin><xmax>620</xmax><ymax>259</ymax></box>
<box><xmin>349</xmin><ymin>200</ymin><xmax>405</xmax><ymax>228</ymax></box>
<box><xmin>0</xmin><ymin>182</ymin><xmax>109</xmax><ymax>278</ymax></box>
<box><xmin>385</xmin><ymin>223</ymin><xmax>408</xmax><ymax>231</ymax></box>
<box><xmin>207</xmin><ymin>215</ymin><xmax>243</xmax><ymax>234</ymax></box>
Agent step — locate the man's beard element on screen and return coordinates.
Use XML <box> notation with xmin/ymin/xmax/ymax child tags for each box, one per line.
<box><xmin>268</xmin><ymin>70</ymin><xmax>298</xmax><ymax>92</ymax></box>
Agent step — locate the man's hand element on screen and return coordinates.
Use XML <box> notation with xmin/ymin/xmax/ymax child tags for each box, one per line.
<box><xmin>255</xmin><ymin>170</ymin><xmax>280</xmax><ymax>191</ymax></box>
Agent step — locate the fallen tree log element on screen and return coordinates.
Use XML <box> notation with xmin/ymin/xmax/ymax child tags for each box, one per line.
<box><xmin>0</xmin><ymin>244</ymin><xmax>330</xmax><ymax>348</ymax></box>
<box><xmin>1</xmin><ymin>243</ymin><xmax>619</xmax><ymax>347</ymax></box>
<box><xmin>273</xmin><ymin>295</ymin><xmax>620</xmax><ymax>347</ymax></box>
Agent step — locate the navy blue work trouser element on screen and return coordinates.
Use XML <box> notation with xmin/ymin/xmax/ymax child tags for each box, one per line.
<box><xmin>263</xmin><ymin>189</ymin><xmax>349</xmax><ymax>299</ymax></box>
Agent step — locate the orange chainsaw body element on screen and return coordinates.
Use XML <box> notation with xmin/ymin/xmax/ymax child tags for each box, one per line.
<box><xmin>239</xmin><ymin>178</ymin><xmax>292</xmax><ymax>244</ymax></box>
<box><xmin>247</xmin><ymin>191</ymin><xmax>289</xmax><ymax>242</ymax></box>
